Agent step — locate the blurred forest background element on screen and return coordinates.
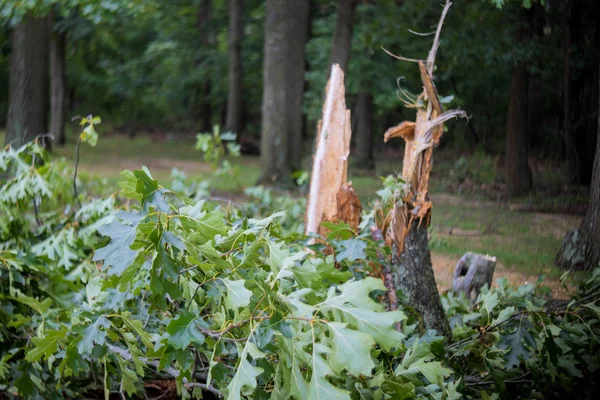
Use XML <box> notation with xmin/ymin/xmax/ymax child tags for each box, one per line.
<box><xmin>1</xmin><ymin>0</ymin><xmax>599</xmax><ymax>282</ymax></box>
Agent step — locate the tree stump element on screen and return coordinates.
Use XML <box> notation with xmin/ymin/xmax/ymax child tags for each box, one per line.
<box><xmin>452</xmin><ymin>252</ymin><xmax>496</xmax><ymax>300</ymax></box>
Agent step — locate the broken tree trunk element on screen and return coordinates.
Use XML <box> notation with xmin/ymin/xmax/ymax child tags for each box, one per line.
<box><xmin>452</xmin><ymin>252</ymin><xmax>496</xmax><ymax>300</ymax></box>
<box><xmin>380</xmin><ymin>0</ymin><xmax>466</xmax><ymax>337</ymax></box>
<box><xmin>305</xmin><ymin>64</ymin><xmax>361</xmax><ymax>239</ymax></box>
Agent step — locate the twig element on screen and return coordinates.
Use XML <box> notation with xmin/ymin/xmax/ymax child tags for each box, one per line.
<box><xmin>426</xmin><ymin>0</ymin><xmax>453</xmax><ymax>75</ymax></box>
<box><xmin>31</xmin><ymin>154</ymin><xmax>41</xmax><ymax>226</ymax></box>
<box><xmin>408</xmin><ymin>28</ymin><xmax>436</xmax><ymax>36</ymax></box>
<box><xmin>381</xmin><ymin>46</ymin><xmax>424</xmax><ymax>63</ymax></box>
<box><xmin>73</xmin><ymin>135</ymin><xmax>82</xmax><ymax>209</ymax></box>
<box><xmin>184</xmin><ymin>382</ymin><xmax>223</xmax><ymax>397</ymax></box>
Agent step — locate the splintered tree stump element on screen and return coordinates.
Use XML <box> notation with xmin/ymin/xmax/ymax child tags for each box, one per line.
<box><xmin>452</xmin><ymin>252</ymin><xmax>497</xmax><ymax>299</ymax></box>
<box><xmin>305</xmin><ymin>64</ymin><xmax>361</xmax><ymax>239</ymax></box>
<box><xmin>380</xmin><ymin>0</ymin><xmax>466</xmax><ymax>336</ymax></box>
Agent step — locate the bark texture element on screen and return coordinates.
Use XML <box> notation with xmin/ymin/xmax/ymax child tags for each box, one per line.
<box><xmin>259</xmin><ymin>0</ymin><xmax>309</xmax><ymax>185</ymax></box>
<box><xmin>329</xmin><ymin>0</ymin><xmax>356</xmax><ymax>73</ymax></box>
<box><xmin>286</xmin><ymin>0</ymin><xmax>310</xmax><ymax>170</ymax></box>
<box><xmin>6</xmin><ymin>16</ymin><xmax>50</xmax><ymax>148</ymax></box>
<box><xmin>505</xmin><ymin>63</ymin><xmax>532</xmax><ymax>197</ymax></box>
<box><xmin>562</xmin><ymin>0</ymin><xmax>599</xmax><ymax>185</ymax></box>
<box><xmin>225</xmin><ymin>0</ymin><xmax>243</xmax><ymax>135</ymax></box>
<box><xmin>505</xmin><ymin>9</ymin><xmax>533</xmax><ymax>197</ymax></box>
<box><xmin>354</xmin><ymin>90</ymin><xmax>374</xmax><ymax>169</ymax></box>
<box><xmin>50</xmin><ymin>20</ymin><xmax>67</xmax><ymax>146</ymax></box>
<box><xmin>556</xmin><ymin>61</ymin><xmax>600</xmax><ymax>271</ymax></box>
<box><xmin>392</xmin><ymin>225</ymin><xmax>450</xmax><ymax>337</ymax></box>
<box><xmin>196</xmin><ymin>0</ymin><xmax>213</xmax><ymax>133</ymax></box>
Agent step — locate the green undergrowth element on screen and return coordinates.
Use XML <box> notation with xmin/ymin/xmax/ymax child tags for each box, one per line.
<box><xmin>1</xmin><ymin>139</ymin><xmax>599</xmax><ymax>399</ymax></box>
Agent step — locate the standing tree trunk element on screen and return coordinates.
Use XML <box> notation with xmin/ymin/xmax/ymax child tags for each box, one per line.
<box><xmin>505</xmin><ymin>64</ymin><xmax>532</xmax><ymax>196</ymax></box>
<box><xmin>5</xmin><ymin>16</ymin><xmax>50</xmax><ymax>148</ymax></box>
<box><xmin>225</xmin><ymin>0</ymin><xmax>243</xmax><ymax>135</ymax></box>
<box><xmin>354</xmin><ymin>89</ymin><xmax>374</xmax><ymax>169</ymax></box>
<box><xmin>393</xmin><ymin>225</ymin><xmax>450</xmax><ymax>335</ymax></box>
<box><xmin>556</xmin><ymin>61</ymin><xmax>600</xmax><ymax>271</ymax></box>
<box><xmin>329</xmin><ymin>0</ymin><xmax>356</xmax><ymax>73</ymax></box>
<box><xmin>563</xmin><ymin>9</ymin><xmax>578</xmax><ymax>183</ymax></box>
<box><xmin>259</xmin><ymin>0</ymin><xmax>309</xmax><ymax>185</ymax></box>
<box><xmin>50</xmin><ymin>11</ymin><xmax>67</xmax><ymax>146</ymax></box>
<box><xmin>287</xmin><ymin>0</ymin><xmax>310</xmax><ymax>171</ymax></box>
<box><xmin>196</xmin><ymin>0</ymin><xmax>213</xmax><ymax>133</ymax></box>
<box><xmin>505</xmin><ymin>9</ymin><xmax>533</xmax><ymax>197</ymax></box>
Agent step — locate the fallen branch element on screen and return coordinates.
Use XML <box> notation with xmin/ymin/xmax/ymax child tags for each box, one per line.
<box><xmin>106</xmin><ymin>344</ymin><xmax>222</xmax><ymax>398</ymax></box>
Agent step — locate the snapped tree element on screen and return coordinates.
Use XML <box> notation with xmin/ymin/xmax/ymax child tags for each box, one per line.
<box><xmin>380</xmin><ymin>0</ymin><xmax>466</xmax><ymax>336</ymax></box>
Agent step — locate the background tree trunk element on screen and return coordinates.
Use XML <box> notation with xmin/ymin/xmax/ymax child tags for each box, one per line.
<box><xmin>505</xmin><ymin>9</ymin><xmax>533</xmax><ymax>197</ymax></box>
<box><xmin>563</xmin><ymin>11</ymin><xmax>578</xmax><ymax>183</ymax></box>
<box><xmin>259</xmin><ymin>0</ymin><xmax>309</xmax><ymax>185</ymax></box>
<box><xmin>287</xmin><ymin>0</ymin><xmax>309</xmax><ymax>171</ymax></box>
<box><xmin>50</xmin><ymin>14</ymin><xmax>67</xmax><ymax>146</ymax></box>
<box><xmin>225</xmin><ymin>0</ymin><xmax>243</xmax><ymax>135</ymax></box>
<box><xmin>6</xmin><ymin>16</ymin><xmax>50</xmax><ymax>148</ymax></box>
<box><xmin>556</xmin><ymin>61</ymin><xmax>600</xmax><ymax>271</ymax></box>
<box><xmin>392</xmin><ymin>225</ymin><xmax>450</xmax><ymax>337</ymax></box>
<box><xmin>329</xmin><ymin>0</ymin><xmax>356</xmax><ymax>73</ymax></box>
<box><xmin>197</xmin><ymin>0</ymin><xmax>213</xmax><ymax>133</ymax></box>
<box><xmin>354</xmin><ymin>90</ymin><xmax>374</xmax><ymax>169</ymax></box>
<box><xmin>505</xmin><ymin>63</ymin><xmax>532</xmax><ymax>196</ymax></box>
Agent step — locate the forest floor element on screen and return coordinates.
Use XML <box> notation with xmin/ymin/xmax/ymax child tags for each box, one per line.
<box><xmin>2</xmin><ymin>132</ymin><xmax>587</xmax><ymax>297</ymax></box>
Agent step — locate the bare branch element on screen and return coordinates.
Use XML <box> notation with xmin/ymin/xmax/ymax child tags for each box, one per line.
<box><xmin>381</xmin><ymin>46</ymin><xmax>424</xmax><ymax>63</ymax></box>
<box><xmin>424</xmin><ymin>109</ymin><xmax>468</xmax><ymax>133</ymax></box>
<box><xmin>106</xmin><ymin>344</ymin><xmax>222</xmax><ymax>398</ymax></box>
<box><xmin>426</xmin><ymin>0</ymin><xmax>453</xmax><ymax>75</ymax></box>
<box><xmin>408</xmin><ymin>28</ymin><xmax>436</xmax><ymax>37</ymax></box>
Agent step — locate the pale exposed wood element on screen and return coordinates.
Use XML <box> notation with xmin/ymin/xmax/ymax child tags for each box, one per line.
<box><xmin>305</xmin><ymin>64</ymin><xmax>359</xmax><ymax>238</ymax></box>
<box><xmin>383</xmin><ymin>121</ymin><xmax>415</xmax><ymax>142</ymax></box>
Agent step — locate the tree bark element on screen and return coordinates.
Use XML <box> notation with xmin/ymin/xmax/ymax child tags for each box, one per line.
<box><xmin>505</xmin><ymin>9</ymin><xmax>533</xmax><ymax>197</ymax></box>
<box><xmin>392</xmin><ymin>225</ymin><xmax>450</xmax><ymax>337</ymax></box>
<box><xmin>286</xmin><ymin>0</ymin><xmax>310</xmax><ymax>171</ymax></box>
<box><xmin>563</xmin><ymin>11</ymin><xmax>578</xmax><ymax>183</ymax></box>
<box><xmin>556</xmin><ymin>61</ymin><xmax>600</xmax><ymax>271</ymax></box>
<box><xmin>196</xmin><ymin>0</ymin><xmax>213</xmax><ymax>133</ymax></box>
<box><xmin>505</xmin><ymin>63</ymin><xmax>532</xmax><ymax>197</ymax></box>
<box><xmin>354</xmin><ymin>89</ymin><xmax>374</xmax><ymax>169</ymax></box>
<box><xmin>259</xmin><ymin>0</ymin><xmax>309</xmax><ymax>185</ymax></box>
<box><xmin>5</xmin><ymin>16</ymin><xmax>50</xmax><ymax>148</ymax></box>
<box><xmin>225</xmin><ymin>0</ymin><xmax>243</xmax><ymax>135</ymax></box>
<box><xmin>329</xmin><ymin>0</ymin><xmax>356</xmax><ymax>73</ymax></box>
<box><xmin>50</xmin><ymin>13</ymin><xmax>67</xmax><ymax>146</ymax></box>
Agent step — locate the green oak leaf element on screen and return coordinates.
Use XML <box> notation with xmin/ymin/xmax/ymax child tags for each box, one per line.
<box><xmin>166</xmin><ymin>311</ymin><xmax>205</xmax><ymax>350</ymax></box>
<box><xmin>118</xmin><ymin>170</ymin><xmax>142</xmax><ymax>201</ymax></box>
<box><xmin>227</xmin><ymin>357</ymin><xmax>263</xmax><ymax>400</ymax></box>
<box><xmin>336</xmin><ymin>238</ymin><xmax>367</xmax><ymax>262</ymax></box>
<box><xmin>221</xmin><ymin>278</ymin><xmax>252</xmax><ymax>310</ymax></box>
<box><xmin>78</xmin><ymin>316</ymin><xmax>111</xmax><ymax>354</ymax></box>
<box><xmin>327</xmin><ymin>322</ymin><xmax>375</xmax><ymax>376</ymax></box>
<box><xmin>179</xmin><ymin>200</ymin><xmax>227</xmax><ymax>240</ymax></box>
<box><xmin>308</xmin><ymin>341</ymin><xmax>351</xmax><ymax>399</ymax></box>
<box><xmin>26</xmin><ymin>327</ymin><xmax>67</xmax><ymax>362</ymax></box>
<box><xmin>92</xmin><ymin>211</ymin><xmax>144</xmax><ymax>276</ymax></box>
